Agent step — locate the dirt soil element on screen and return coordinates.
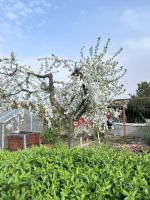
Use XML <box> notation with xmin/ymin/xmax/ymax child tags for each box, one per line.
<box><xmin>105</xmin><ymin>134</ymin><xmax>150</xmax><ymax>153</ymax></box>
<box><xmin>112</xmin><ymin>143</ymin><xmax>150</xmax><ymax>153</ymax></box>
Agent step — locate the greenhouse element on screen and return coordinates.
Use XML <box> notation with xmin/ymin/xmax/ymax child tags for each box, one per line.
<box><xmin>0</xmin><ymin>109</ymin><xmax>43</xmax><ymax>149</ymax></box>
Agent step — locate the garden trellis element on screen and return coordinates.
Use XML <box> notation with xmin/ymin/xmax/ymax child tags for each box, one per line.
<box><xmin>0</xmin><ymin>109</ymin><xmax>43</xmax><ymax>149</ymax></box>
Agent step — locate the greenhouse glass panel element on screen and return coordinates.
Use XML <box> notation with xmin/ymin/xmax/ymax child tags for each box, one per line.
<box><xmin>0</xmin><ymin>109</ymin><xmax>43</xmax><ymax>149</ymax></box>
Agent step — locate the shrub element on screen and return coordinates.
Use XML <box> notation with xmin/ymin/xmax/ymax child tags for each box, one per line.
<box><xmin>41</xmin><ymin>129</ymin><xmax>59</xmax><ymax>144</ymax></box>
<box><xmin>142</xmin><ymin>123</ymin><xmax>150</xmax><ymax>144</ymax></box>
<box><xmin>0</xmin><ymin>146</ymin><xmax>149</xmax><ymax>199</ymax></box>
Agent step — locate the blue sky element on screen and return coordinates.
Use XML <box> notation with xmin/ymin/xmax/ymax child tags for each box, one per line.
<box><xmin>0</xmin><ymin>0</ymin><xmax>150</xmax><ymax>98</ymax></box>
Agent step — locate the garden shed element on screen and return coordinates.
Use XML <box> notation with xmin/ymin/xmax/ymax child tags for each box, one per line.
<box><xmin>0</xmin><ymin>109</ymin><xmax>43</xmax><ymax>149</ymax></box>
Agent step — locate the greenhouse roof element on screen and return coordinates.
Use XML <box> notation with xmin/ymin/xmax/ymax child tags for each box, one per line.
<box><xmin>0</xmin><ymin>109</ymin><xmax>19</xmax><ymax>124</ymax></box>
<box><xmin>0</xmin><ymin>109</ymin><xmax>37</xmax><ymax>124</ymax></box>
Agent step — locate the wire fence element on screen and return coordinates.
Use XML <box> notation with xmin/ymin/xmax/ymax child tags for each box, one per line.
<box><xmin>113</xmin><ymin>97</ymin><xmax>150</xmax><ymax>124</ymax></box>
<box><xmin>112</xmin><ymin>97</ymin><xmax>150</xmax><ymax>138</ymax></box>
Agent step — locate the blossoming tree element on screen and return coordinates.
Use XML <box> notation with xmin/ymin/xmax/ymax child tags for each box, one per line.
<box><xmin>0</xmin><ymin>38</ymin><xmax>126</xmax><ymax>147</ymax></box>
<box><xmin>0</xmin><ymin>52</ymin><xmax>26</xmax><ymax>111</ymax></box>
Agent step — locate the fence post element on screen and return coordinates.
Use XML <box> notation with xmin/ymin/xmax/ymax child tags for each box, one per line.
<box><xmin>97</xmin><ymin>132</ymin><xmax>101</xmax><ymax>144</ymax></box>
<box><xmin>123</xmin><ymin>106</ymin><xmax>127</xmax><ymax>140</ymax></box>
<box><xmin>30</xmin><ymin>113</ymin><xmax>33</xmax><ymax>132</ymax></box>
<box><xmin>2</xmin><ymin>124</ymin><xmax>4</xmax><ymax>149</ymax></box>
<box><xmin>80</xmin><ymin>137</ymin><xmax>83</xmax><ymax>147</ymax></box>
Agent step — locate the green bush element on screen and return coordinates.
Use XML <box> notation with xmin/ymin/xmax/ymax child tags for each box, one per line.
<box><xmin>41</xmin><ymin>129</ymin><xmax>59</xmax><ymax>144</ymax></box>
<box><xmin>0</xmin><ymin>146</ymin><xmax>150</xmax><ymax>199</ymax></box>
<box><xmin>142</xmin><ymin>123</ymin><xmax>150</xmax><ymax>144</ymax></box>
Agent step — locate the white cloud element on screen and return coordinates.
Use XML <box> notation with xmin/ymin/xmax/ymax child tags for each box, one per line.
<box><xmin>125</xmin><ymin>37</ymin><xmax>150</xmax><ymax>50</ymax></box>
<box><xmin>40</xmin><ymin>0</ymin><xmax>52</xmax><ymax>7</ymax></box>
<box><xmin>35</xmin><ymin>7</ymin><xmax>45</xmax><ymax>14</ymax></box>
<box><xmin>8</xmin><ymin>1</ymin><xmax>33</xmax><ymax>17</ymax></box>
<box><xmin>121</xmin><ymin>9</ymin><xmax>150</xmax><ymax>30</ymax></box>
<box><xmin>5</xmin><ymin>12</ymin><xmax>18</xmax><ymax>20</ymax></box>
<box><xmin>119</xmin><ymin>37</ymin><xmax>150</xmax><ymax>97</ymax></box>
<box><xmin>14</xmin><ymin>1</ymin><xmax>24</xmax><ymax>9</ymax></box>
<box><xmin>0</xmin><ymin>0</ymin><xmax>51</xmax><ymax>45</ymax></box>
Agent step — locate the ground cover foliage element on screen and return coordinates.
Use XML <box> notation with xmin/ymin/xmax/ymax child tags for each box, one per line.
<box><xmin>0</xmin><ymin>146</ymin><xmax>149</xmax><ymax>199</ymax></box>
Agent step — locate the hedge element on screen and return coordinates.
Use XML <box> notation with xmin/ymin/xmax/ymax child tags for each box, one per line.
<box><xmin>0</xmin><ymin>145</ymin><xmax>149</xmax><ymax>199</ymax></box>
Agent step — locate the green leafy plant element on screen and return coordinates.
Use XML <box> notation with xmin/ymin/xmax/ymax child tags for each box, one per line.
<box><xmin>0</xmin><ymin>146</ymin><xmax>149</xmax><ymax>199</ymax></box>
<box><xmin>41</xmin><ymin>129</ymin><xmax>59</xmax><ymax>144</ymax></box>
<box><xmin>141</xmin><ymin>123</ymin><xmax>150</xmax><ymax>144</ymax></box>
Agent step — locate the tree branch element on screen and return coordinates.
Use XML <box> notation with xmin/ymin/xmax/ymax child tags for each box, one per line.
<box><xmin>31</xmin><ymin>72</ymin><xmax>52</xmax><ymax>79</ymax></box>
<box><xmin>3</xmin><ymin>88</ymin><xmax>36</xmax><ymax>97</ymax></box>
<box><xmin>27</xmin><ymin>72</ymin><xmax>66</xmax><ymax>115</ymax></box>
<box><xmin>48</xmin><ymin>73</ymin><xmax>66</xmax><ymax>115</ymax></box>
<box><xmin>74</xmin><ymin>105</ymin><xmax>87</xmax><ymax>119</ymax></box>
<box><xmin>70</xmin><ymin>98</ymin><xmax>86</xmax><ymax>117</ymax></box>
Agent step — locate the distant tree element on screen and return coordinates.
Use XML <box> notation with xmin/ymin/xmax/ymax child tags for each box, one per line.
<box><xmin>127</xmin><ymin>81</ymin><xmax>150</xmax><ymax>123</ymax></box>
<box><xmin>135</xmin><ymin>81</ymin><xmax>150</xmax><ymax>97</ymax></box>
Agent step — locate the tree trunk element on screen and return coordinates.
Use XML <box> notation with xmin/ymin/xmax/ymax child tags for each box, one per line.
<box><xmin>60</xmin><ymin>116</ymin><xmax>75</xmax><ymax>148</ymax></box>
<box><xmin>68</xmin><ymin>115</ymin><xmax>75</xmax><ymax>148</ymax></box>
<box><xmin>60</xmin><ymin>117</ymin><xmax>69</xmax><ymax>135</ymax></box>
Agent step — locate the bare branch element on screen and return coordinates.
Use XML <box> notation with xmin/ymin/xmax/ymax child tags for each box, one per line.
<box><xmin>31</xmin><ymin>72</ymin><xmax>51</xmax><ymax>78</ymax></box>
<box><xmin>70</xmin><ymin>98</ymin><xmax>86</xmax><ymax>117</ymax></box>
<box><xmin>3</xmin><ymin>88</ymin><xmax>36</xmax><ymax>97</ymax></box>
<box><xmin>74</xmin><ymin>105</ymin><xmax>87</xmax><ymax>119</ymax></box>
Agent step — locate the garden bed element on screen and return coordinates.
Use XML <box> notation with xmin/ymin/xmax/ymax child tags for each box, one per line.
<box><xmin>7</xmin><ymin>132</ymin><xmax>40</xmax><ymax>151</ymax></box>
<box><xmin>103</xmin><ymin>134</ymin><xmax>150</xmax><ymax>153</ymax></box>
